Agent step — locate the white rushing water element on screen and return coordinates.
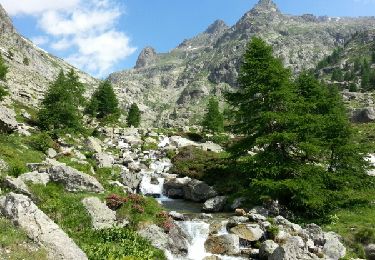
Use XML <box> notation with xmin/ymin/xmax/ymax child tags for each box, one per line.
<box><xmin>177</xmin><ymin>221</ymin><xmax>211</xmax><ymax>260</ymax></box>
<box><xmin>139</xmin><ymin>176</ymin><xmax>165</xmax><ymax>196</ymax></box>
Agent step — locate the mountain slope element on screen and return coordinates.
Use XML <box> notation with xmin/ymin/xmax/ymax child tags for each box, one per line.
<box><xmin>0</xmin><ymin>4</ymin><xmax>99</xmax><ymax>107</ymax></box>
<box><xmin>108</xmin><ymin>0</ymin><xmax>375</xmax><ymax>127</ymax></box>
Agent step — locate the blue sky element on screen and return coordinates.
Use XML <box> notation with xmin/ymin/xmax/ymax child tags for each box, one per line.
<box><xmin>0</xmin><ymin>0</ymin><xmax>374</xmax><ymax>78</ymax></box>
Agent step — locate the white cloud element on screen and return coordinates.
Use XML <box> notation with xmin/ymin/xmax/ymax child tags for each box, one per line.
<box><xmin>0</xmin><ymin>0</ymin><xmax>136</xmax><ymax>77</ymax></box>
<box><xmin>0</xmin><ymin>0</ymin><xmax>80</xmax><ymax>16</ymax></box>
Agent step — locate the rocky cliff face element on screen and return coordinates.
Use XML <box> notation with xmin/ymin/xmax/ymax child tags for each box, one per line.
<box><xmin>108</xmin><ymin>0</ymin><xmax>375</xmax><ymax>127</ymax></box>
<box><xmin>0</xmin><ymin>4</ymin><xmax>98</xmax><ymax>107</ymax></box>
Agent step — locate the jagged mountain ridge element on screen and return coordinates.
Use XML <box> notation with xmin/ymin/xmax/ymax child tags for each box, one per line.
<box><xmin>108</xmin><ymin>0</ymin><xmax>375</xmax><ymax>127</ymax></box>
<box><xmin>0</xmin><ymin>4</ymin><xmax>99</xmax><ymax>107</ymax></box>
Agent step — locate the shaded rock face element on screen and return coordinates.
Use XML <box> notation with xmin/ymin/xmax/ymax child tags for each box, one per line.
<box><xmin>0</xmin><ymin>105</ymin><xmax>18</xmax><ymax>133</ymax></box>
<box><xmin>204</xmin><ymin>20</ymin><xmax>229</xmax><ymax>35</ymax></box>
<box><xmin>366</xmin><ymin>244</ymin><xmax>375</xmax><ymax>260</ymax></box>
<box><xmin>351</xmin><ymin>107</ymin><xmax>375</xmax><ymax>123</ymax></box>
<box><xmin>183</xmin><ymin>179</ymin><xmax>218</xmax><ymax>202</ymax></box>
<box><xmin>49</xmin><ymin>165</ymin><xmax>104</xmax><ymax>193</ymax></box>
<box><xmin>0</xmin><ymin>193</ymin><xmax>88</xmax><ymax>260</ymax></box>
<box><xmin>135</xmin><ymin>47</ymin><xmax>157</xmax><ymax>69</ymax></box>
<box><xmin>202</xmin><ymin>196</ymin><xmax>227</xmax><ymax>212</ymax></box>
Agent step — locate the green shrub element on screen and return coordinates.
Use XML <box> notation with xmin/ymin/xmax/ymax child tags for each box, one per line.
<box><xmin>23</xmin><ymin>57</ymin><xmax>29</xmax><ymax>66</ymax></box>
<box><xmin>28</xmin><ymin>132</ymin><xmax>54</xmax><ymax>152</ymax></box>
<box><xmin>83</xmin><ymin>228</ymin><xmax>165</xmax><ymax>260</ymax></box>
<box><xmin>0</xmin><ymin>85</ymin><xmax>8</xmax><ymax>101</ymax></box>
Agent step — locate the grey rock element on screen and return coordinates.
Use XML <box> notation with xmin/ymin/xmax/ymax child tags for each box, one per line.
<box><xmin>305</xmin><ymin>223</ymin><xmax>325</xmax><ymax>246</ymax></box>
<box><xmin>204</xmin><ymin>234</ymin><xmax>240</xmax><ymax>255</ymax></box>
<box><xmin>19</xmin><ymin>171</ymin><xmax>50</xmax><ymax>185</ymax></box>
<box><xmin>230</xmin><ymin>197</ymin><xmax>246</xmax><ymax>210</ymax></box>
<box><xmin>229</xmin><ymin>223</ymin><xmax>264</xmax><ymax>242</ymax></box>
<box><xmin>227</xmin><ymin>216</ymin><xmax>249</xmax><ymax>229</ymax></box>
<box><xmin>121</xmin><ymin>170</ymin><xmax>143</xmax><ymax>191</ymax></box>
<box><xmin>135</xmin><ymin>47</ymin><xmax>157</xmax><ymax>69</ymax></box>
<box><xmin>366</xmin><ymin>244</ymin><xmax>375</xmax><ymax>260</ymax></box>
<box><xmin>169</xmin><ymin>211</ymin><xmax>186</xmax><ymax>221</ymax></box>
<box><xmin>137</xmin><ymin>224</ymin><xmax>188</xmax><ymax>257</ymax></box>
<box><xmin>259</xmin><ymin>240</ymin><xmax>279</xmax><ymax>260</ymax></box>
<box><xmin>269</xmin><ymin>236</ymin><xmax>312</xmax><ymax>260</ymax></box>
<box><xmin>47</xmin><ymin>148</ymin><xmax>57</xmax><ymax>158</ymax></box>
<box><xmin>2</xmin><ymin>176</ymin><xmax>31</xmax><ymax>197</ymax></box>
<box><xmin>82</xmin><ymin>197</ymin><xmax>127</xmax><ymax>230</ymax></box>
<box><xmin>323</xmin><ymin>232</ymin><xmax>346</xmax><ymax>260</ymax></box>
<box><xmin>202</xmin><ymin>196</ymin><xmax>227</xmax><ymax>212</ymax></box>
<box><xmin>49</xmin><ymin>165</ymin><xmax>104</xmax><ymax>193</ymax></box>
<box><xmin>0</xmin><ymin>193</ymin><xmax>88</xmax><ymax>260</ymax></box>
<box><xmin>0</xmin><ymin>105</ymin><xmax>18</xmax><ymax>133</ymax></box>
<box><xmin>94</xmin><ymin>152</ymin><xmax>115</xmax><ymax>168</ymax></box>
<box><xmin>163</xmin><ymin>177</ymin><xmax>191</xmax><ymax>199</ymax></box>
<box><xmin>85</xmin><ymin>137</ymin><xmax>102</xmax><ymax>153</ymax></box>
<box><xmin>183</xmin><ymin>179</ymin><xmax>217</xmax><ymax>202</ymax></box>
<box><xmin>351</xmin><ymin>107</ymin><xmax>375</xmax><ymax>123</ymax></box>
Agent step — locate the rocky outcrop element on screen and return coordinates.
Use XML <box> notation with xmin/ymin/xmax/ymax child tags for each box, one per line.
<box><xmin>137</xmin><ymin>224</ymin><xmax>188</xmax><ymax>257</ymax></box>
<box><xmin>322</xmin><ymin>232</ymin><xmax>346</xmax><ymax>260</ymax></box>
<box><xmin>351</xmin><ymin>107</ymin><xmax>375</xmax><ymax>123</ymax></box>
<box><xmin>0</xmin><ymin>105</ymin><xmax>18</xmax><ymax>133</ymax></box>
<box><xmin>135</xmin><ymin>47</ymin><xmax>157</xmax><ymax>69</ymax></box>
<box><xmin>19</xmin><ymin>171</ymin><xmax>50</xmax><ymax>185</ymax></box>
<box><xmin>49</xmin><ymin>165</ymin><xmax>104</xmax><ymax>193</ymax></box>
<box><xmin>85</xmin><ymin>137</ymin><xmax>102</xmax><ymax>153</ymax></box>
<box><xmin>94</xmin><ymin>153</ymin><xmax>114</xmax><ymax>168</ymax></box>
<box><xmin>183</xmin><ymin>179</ymin><xmax>217</xmax><ymax>202</ymax></box>
<box><xmin>202</xmin><ymin>196</ymin><xmax>227</xmax><ymax>212</ymax></box>
<box><xmin>259</xmin><ymin>240</ymin><xmax>278</xmax><ymax>259</ymax></box>
<box><xmin>0</xmin><ymin>193</ymin><xmax>87</xmax><ymax>260</ymax></box>
<box><xmin>204</xmin><ymin>234</ymin><xmax>240</xmax><ymax>255</ymax></box>
<box><xmin>2</xmin><ymin>176</ymin><xmax>32</xmax><ymax>197</ymax></box>
<box><xmin>82</xmin><ymin>197</ymin><xmax>127</xmax><ymax>230</ymax></box>
<box><xmin>229</xmin><ymin>223</ymin><xmax>264</xmax><ymax>242</ymax></box>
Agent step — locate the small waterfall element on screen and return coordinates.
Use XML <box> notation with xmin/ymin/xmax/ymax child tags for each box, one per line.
<box><xmin>139</xmin><ymin>176</ymin><xmax>165</xmax><ymax>197</ymax></box>
<box><xmin>176</xmin><ymin>221</ymin><xmax>211</xmax><ymax>260</ymax></box>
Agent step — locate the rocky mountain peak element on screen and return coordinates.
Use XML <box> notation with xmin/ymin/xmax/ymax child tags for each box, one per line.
<box><xmin>135</xmin><ymin>47</ymin><xmax>157</xmax><ymax>69</ymax></box>
<box><xmin>0</xmin><ymin>4</ymin><xmax>14</xmax><ymax>34</ymax></box>
<box><xmin>251</xmin><ymin>0</ymin><xmax>280</xmax><ymax>14</ymax></box>
<box><xmin>204</xmin><ymin>20</ymin><xmax>228</xmax><ymax>35</ymax></box>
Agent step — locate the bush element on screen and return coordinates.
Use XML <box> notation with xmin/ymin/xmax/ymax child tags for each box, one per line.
<box><xmin>83</xmin><ymin>228</ymin><xmax>165</xmax><ymax>260</ymax></box>
<box><xmin>0</xmin><ymin>85</ymin><xmax>8</xmax><ymax>101</ymax></box>
<box><xmin>28</xmin><ymin>132</ymin><xmax>54</xmax><ymax>153</ymax></box>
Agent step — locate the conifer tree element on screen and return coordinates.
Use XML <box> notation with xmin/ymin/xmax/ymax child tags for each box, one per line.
<box><xmin>126</xmin><ymin>103</ymin><xmax>141</xmax><ymax>127</ymax></box>
<box><xmin>87</xmin><ymin>80</ymin><xmax>119</xmax><ymax>121</ymax></box>
<box><xmin>0</xmin><ymin>54</ymin><xmax>8</xmax><ymax>81</ymax></box>
<box><xmin>0</xmin><ymin>54</ymin><xmax>8</xmax><ymax>101</ymax></box>
<box><xmin>202</xmin><ymin>97</ymin><xmax>224</xmax><ymax>133</ymax></box>
<box><xmin>38</xmin><ymin>70</ymin><xmax>85</xmax><ymax>131</ymax></box>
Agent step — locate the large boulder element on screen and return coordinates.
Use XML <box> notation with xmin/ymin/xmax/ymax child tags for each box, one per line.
<box><xmin>366</xmin><ymin>244</ymin><xmax>375</xmax><ymax>260</ymax></box>
<box><xmin>229</xmin><ymin>223</ymin><xmax>264</xmax><ymax>242</ymax></box>
<box><xmin>85</xmin><ymin>137</ymin><xmax>102</xmax><ymax>153</ymax></box>
<box><xmin>82</xmin><ymin>197</ymin><xmax>127</xmax><ymax>230</ymax></box>
<box><xmin>0</xmin><ymin>193</ymin><xmax>88</xmax><ymax>260</ymax></box>
<box><xmin>2</xmin><ymin>176</ymin><xmax>32</xmax><ymax>197</ymax></box>
<box><xmin>202</xmin><ymin>196</ymin><xmax>227</xmax><ymax>212</ymax></box>
<box><xmin>183</xmin><ymin>179</ymin><xmax>217</xmax><ymax>202</ymax></box>
<box><xmin>351</xmin><ymin>107</ymin><xmax>375</xmax><ymax>123</ymax></box>
<box><xmin>322</xmin><ymin>232</ymin><xmax>346</xmax><ymax>260</ymax></box>
<box><xmin>204</xmin><ymin>234</ymin><xmax>240</xmax><ymax>255</ymax></box>
<box><xmin>94</xmin><ymin>153</ymin><xmax>115</xmax><ymax>168</ymax></box>
<box><xmin>0</xmin><ymin>105</ymin><xmax>18</xmax><ymax>133</ymax></box>
<box><xmin>19</xmin><ymin>171</ymin><xmax>50</xmax><ymax>185</ymax></box>
<box><xmin>259</xmin><ymin>240</ymin><xmax>279</xmax><ymax>260</ymax></box>
<box><xmin>121</xmin><ymin>169</ymin><xmax>143</xmax><ymax>191</ymax></box>
<box><xmin>49</xmin><ymin>165</ymin><xmax>104</xmax><ymax>193</ymax></box>
<box><xmin>269</xmin><ymin>236</ymin><xmax>312</xmax><ymax>260</ymax></box>
<box><xmin>163</xmin><ymin>177</ymin><xmax>191</xmax><ymax>199</ymax></box>
<box><xmin>169</xmin><ymin>136</ymin><xmax>198</xmax><ymax>148</ymax></box>
<box><xmin>137</xmin><ymin>224</ymin><xmax>188</xmax><ymax>257</ymax></box>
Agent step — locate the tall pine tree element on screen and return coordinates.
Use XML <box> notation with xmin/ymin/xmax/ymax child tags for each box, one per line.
<box><xmin>38</xmin><ymin>69</ymin><xmax>85</xmax><ymax>131</ymax></box>
<box><xmin>127</xmin><ymin>103</ymin><xmax>141</xmax><ymax>127</ymax></box>
<box><xmin>202</xmin><ymin>97</ymin><xmax>224</xmax><ymax>133</ymax></box>
<box><xmin>87</xmin><ymin>80</ymin><xmax>119</xmax><ymax>121</ymax></box>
